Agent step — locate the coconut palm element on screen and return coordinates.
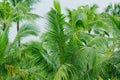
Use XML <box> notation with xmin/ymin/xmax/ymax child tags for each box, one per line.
<box><xmin>100</xmin><ymin>12</ymin><xmax>120</xmax><ymax>79</ymax></box>
<box><xmin>0</xmin><ymin>22</ymin><xmax>39</xmax><ymax>80</ymax></box>
<box><xmin>9</xmin><ymin>0</ymin><xmax>40</xmax><ymax>46</ymax></box>
<box><xmin>9</xmin><ymin>0</ymin><xmax>40</xmax><ymax>31</ymax></box>
<box><xmin>40</xmin><ymin>1</ymin><xmax>120</xmax><ymax>80</ymax></box>
<box><xmin>0</xmin><ymin>0</ymin><xmax>13</xmax><ymax>31</ymax></box>
<box><xmin>0</xmin><ymin>0</ymin><xmax>120</xmax><ymax>80</ymax></box>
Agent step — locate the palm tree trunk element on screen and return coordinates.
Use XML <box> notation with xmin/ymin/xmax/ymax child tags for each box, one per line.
<box><xmin>17</xmin><ymin>21</ymin><xmax>20</xmax><ymax>47</ymax></box>
<box><xmin>88</xmin><ymin>28</ymin><xmax>92</xmax><ymax>34</ymax></box>
<box><xmin>12</xmin><ymin>0</ymin><xmax>16</xmax><ymax>6</ymax></box>
<box><xmin>3</xmin><ymin>22</ymin><xmax>6</xmax><ymax>31</ymax></box>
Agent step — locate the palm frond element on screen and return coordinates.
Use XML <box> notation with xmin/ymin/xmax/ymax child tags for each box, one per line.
<box><xmin>54</xmin><ymin>63</ymin><xmax>76</xmax><ymax>80</ymax></box>
<box><xmin>0</xmin><ymin>27</ymin><xmax>9</xmax><ymax>64</ymax></box>
<box><xmin>44</xmin><ymin>7</ymin><xmax>66</xmax><ymax>64</ymax></box>
<box><xmin>14</xmin><ymin>23</ymin><xmax>39</xmax><ymax>42</ymax></box>
<box><xmin>110</xmin><ymin>15</ymin><xmax>120</xmax><ymax>30</ymax></box>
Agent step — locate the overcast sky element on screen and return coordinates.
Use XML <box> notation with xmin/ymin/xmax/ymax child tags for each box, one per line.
<box><xmin>9</xmin><ymin>0</ymin><xmax>120</xmax><ymax>42</ymax></box>
<box><xmin>34</xmin><ymin>0</ymin><xmax>119</xmax><ymax>16</ymax></box>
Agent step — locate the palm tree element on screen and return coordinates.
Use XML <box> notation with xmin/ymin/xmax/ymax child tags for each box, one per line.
<box><xmin>41</xmin><ymin>1</ymin><xmax>120</xmax><ymax>80</ymax></box>
<box><xmin>0</xmin><ymin>0</ymin><xmax>13</xmax><ymax>31</ymax></box>
<box><xmin>0</xmin><ymin>22</ymin><xmax>39</xmax><ymax>80</ymax></box>
<box><xmin>9</xmin><ymin>0</ymin><xmax>40</xmax><ymax>46</ymax></box>
<box><xmin>0</xmin><ymin>0</ymin><xmax>120</xmax><ymax>80</ymax></box>
<box><xmin>103</xmin><ymin>13</ymin><xmax>120</xmax><ymax>80</ymax></box>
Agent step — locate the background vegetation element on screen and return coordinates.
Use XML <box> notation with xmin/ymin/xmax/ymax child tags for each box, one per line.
<box><xmin>0</xmin><ymin>0</ymin><xmax>120</xmax><ymax>80</ymax></box>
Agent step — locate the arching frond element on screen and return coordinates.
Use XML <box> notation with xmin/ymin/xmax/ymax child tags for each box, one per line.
<box><xmin>14</xmin><ymin>23</ymin><xmax>39</xmax><ymax>42</ymax></box>
<box><xmin>54</xmin><ymin>63</ymin><xmax>76</xmax><ymax>80</ymax></box>
<box><xmin>0</xmin><ymin>27</ymin><xmax>9</xmax><ymax>64</ymax></box>
<box><xmin>44</xmin><ymin>6</ymin><xmax>66</xmax><ymax>64</ymax></box>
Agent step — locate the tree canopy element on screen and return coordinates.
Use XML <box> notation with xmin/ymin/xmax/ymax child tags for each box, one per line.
<box><xmin>0</xmin><ymin>0</ymin><xmax>120</xmax><ymax>80</ymax></box>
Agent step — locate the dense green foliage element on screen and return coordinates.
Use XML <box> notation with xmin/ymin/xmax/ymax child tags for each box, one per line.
<box><xmin>0</xmin><ymin>0</ymin><xmax>120</xmax><ymax>80</ymax></box>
